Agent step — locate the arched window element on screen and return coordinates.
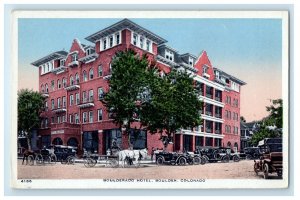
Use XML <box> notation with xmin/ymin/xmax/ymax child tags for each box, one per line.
<box><xmin>45</xmin><ymin>84</ymin><xmax>49</xmax><ymax>93</ymax></box>
<box><xmin>41</xmin><ymin>84</ymin><xmax>44</xmax><ymax>93</ymax></box>
<box><xmin>70</xmin><ymin>76</ymin><xmax>74</xmax><ymax>86</ymax></box>
<box><xmin>89</xmin><ymin>68</ymin><xmax>94</xmax><ymax>80</ymax></box>
<box><xmin>67</xmin><ymin>137</ymin><xmax>78</xmax><ymax>147</ymax></box>
<box><xmin>83</xmin><ymin>71</ymin><xmax>87</xmax><ymax>82</ymax></box>
<box><xmin>57</xmin><ymin>79</ymin><xmax>61</xmax><ymax>89</ymax></box>
<box><xmin>227</xmin><ymin>141</ymin><xmax>232</xmax><ymax>148</ymax></box>
<box><xmin>62</xmin><ymin>78</ymin><xmax>66</xmax><ymax>88</ymax></box>
<box><xmin>98</xmin><ymin>65</ymin><xmax>103</xmax><ymax>77</ymax></box>
<box><xmin>75</xmin><ymin>73</ymin><xmax>80</xmax><ymax>84</ymax></box>
<box><xmin>52</xmin><ymin>137</ymin><xmax>63</xmax><ymax>145</ymax></box>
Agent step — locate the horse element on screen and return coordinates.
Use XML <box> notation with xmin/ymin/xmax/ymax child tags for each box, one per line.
<box><xmin>22</xmin><ymin>148</ymin><xmax>36</xmax><ymax>165</ymax></box>
<box><xmin>118</xmin><ymin>148</ymin><xmax>148</xmax><ymax>167</ymax></box>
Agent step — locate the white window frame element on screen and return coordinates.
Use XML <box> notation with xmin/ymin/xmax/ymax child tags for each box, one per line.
<box><xmin>89</xmin><ymin>111</ymin><xmax>93</xmax><ymax>123</ymax></box>
<box><xmin>62</xmin><ymin>96</ymin><xmax>66</xmax><ymax>108</ymax></box>
<box><xmin>165</xmin><ymin>49</ymin><xmax>174</xmax><ymax>61</ymax></box>
<box><xmin>97</xmin><ymin>109</ymin><xmax>103</xmax><ymax>121</ymax></box>
<box><xmin>75</xmin><ymin>93</ymin><xmax>80</xmax><ymax>105</ymax></box>
<box><xmin>109</xmin><ymin>36</ymin><xmax>113</xmax><ymax>48</ymax></box>
<box><xmin>75</xmin><ymin>113</ymin><xmax>79</xmax><ymax>124</ymax></box>
<box><xmin>57</xmin><ymin>98</ymin><xmax>61</xmax><ymax>108</ymax></box>
<box><xmin>70</xmin><ymin>94</ymin><xmax>74</xmax><ymax>106</ymax></box>
<box><xmin>189</xmin><ymin>57</ymin><xmax>194</xmax><ymax>66</ymax></box>
<box><xmin>89</xmin><ymin>89</ymin><xmax>93</xmax><ymax>102</ymax></box>
<box><xmin>69</xmin><ymin>114</ymin><xmax>73</xmax><ymax>123</ymax></box>
<box><xmin>115</xmin><ymin>32</ymin><xmax>120</xmax><ymax>45</ymax></box>
<box><xmin>83</xmin><ymin>112</ymin><xmax>87</xmax><ymax>123</ymax></box>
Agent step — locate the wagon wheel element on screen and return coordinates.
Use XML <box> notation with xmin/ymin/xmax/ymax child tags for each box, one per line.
<box><xmin>106</xmin><ymin>159</ymin><xmax>119</xmax><ymax>168</ymax></box>
<box><xmin>233</xmin><ymin>155</ymin><xmax>240</xmax><ymax>162</ymax></box>
<box><xmin>222</xmin><ymin>155</ymin><xmax>230</xmax><ymax>163</ymax></box>
<box><xmin>254</xmin><ymin>163</ymin><xmax>259</xmax><ymax>175</ymax></box>
<box><xmin>193</xmin><ymin>156</ymin><xmax>201</xmax><ymax>165</ymax></box>
<box><xmin>156</xmin><ymin>157</ymin><xmax>164</xmax><ymax>166</ymax></box>
<box><xmin>67</xmin><ymin>156</ymin><xmax>76</xmax><ymax>165</ymax></box>
<box><xmin>50</xmin><ymin>154</ymin><xmax>57</xmax><ymax>164</ymax></box>
<box><xmin>178</xmin><ymin>157</ymin><xmax>187</xmax><ymax>166</ymax></box>
<box><xmin>35</xmin><ymin>154</ymin><xmax>43</xmax><ymax>165</ymax></box>
<box><xmin>83</xmin><ymin>158</ymin><xmax>90</xmax><ymax>168</ymax></box>
<box><xmin>28</xmin><ymin>155</ymin><xmax>35</xmax><ymax>166</ymax></box>
<box><xmin>263</xmin><ymin>163</ymin><xmax>269</xmax><ymax>179</ymax></box>
<box><xmin>88</xmin><ymin>158</ymin><xmax>97</xmax><ymax>167</ymax></box>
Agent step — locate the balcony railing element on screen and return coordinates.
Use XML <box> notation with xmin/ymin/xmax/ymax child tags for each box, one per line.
<box><xmin>205</xmin><ymin>111</ymin><xmax>212</xmax><ymax>116</ymax></box>
<box><xmin>215</xmin><ymin>96</ymin><xmax>221</xmax><ymax>102</ymax></box>
<box><xmin>215</xmin><ymin>129</ymin><xmax>221</xmax><ymax>134</ymax></box>
<box><xmin>78</xmin><ymin>53</ymin><xmax>98</xmax><ymax>64</ymax></box>
<box><xmin>98</xmin><ymin>94</ymin><xmax>106</xmax><ymax>101</ymax></box>
<box><xmin>78</xmin><ymin>99</ymin><xmax>94</xmax><ymax>109</ymax></box>
<box><xmin>65</xmin><ymin>84</ymin><xmax>80</xmax><ymax>91</ymax></box>
<box><xmin>51</xmin><ymin>122</ymin><xmax>80</xmax><ymax>129</ymax></box>
<box><xmin>205</xmin><ymin>128</ymin><xmax>212</xmax><ymax>133</ymax></box>
<box><xmin>215</xmin><ymin>113</ymin><xmax>222</xmax><ymax>118</ymax></box>
<box><xmin>51</xmin><ymin>66</ymin><xmax>67</xmax><ymax>74</ymax></box>
<box><xmin>68</xmin><ymin>60</ymin><xmax>79</xmax><ymax>67</ymax></box>
<box><xmin>41</xmin><ymin>92</ymin><xmax>49</xmax><ymax>98</ymax></box>
<box><xmin>206</xmin><ymin>93</ymin><xmax>213</xmax><ymax>99</ymax></box>
<box><xmin>103</xmin><ymin>72</ymin><xmax>112</xmax><ymax>80</ymax></box>
<box><xmin>52</xmin><ymin>107</ymin><xmax>67</xmax><ymax>114</ymax></box>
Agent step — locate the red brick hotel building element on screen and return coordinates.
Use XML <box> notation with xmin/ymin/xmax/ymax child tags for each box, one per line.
<box><xmin>32</xmin><ymin>19</ymin><xmax>246</xmax><ymax>154</ymax></box>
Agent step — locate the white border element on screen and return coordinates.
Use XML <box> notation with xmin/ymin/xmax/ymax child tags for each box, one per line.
<box><xmin>10</xmin><ymin>10</ymin><xmax>289</xmax><ymax>189</ymax></box>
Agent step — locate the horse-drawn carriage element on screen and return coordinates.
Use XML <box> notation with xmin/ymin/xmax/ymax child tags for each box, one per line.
<box><xmin>83</xmin><ymin>148</ymin><xmax>148</xmax><ymax>168</ymax></box>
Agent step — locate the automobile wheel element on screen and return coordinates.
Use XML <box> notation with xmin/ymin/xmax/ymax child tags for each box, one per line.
<box><xmin>156</xmin><ymin>157</ymin><xmax>164</xmax><ymax>166</ymax></box>
<box><xmin>67</xmin><ymin>156</ymin><xmax>76</xmax><ymax>165</ymax></box>
<box><xmin>233</xmin><ymin>156</ymin><xmax>240</xmax><ymax>162</ymax></box>
<box><xmin>61</xmin><ymin>157</ymin><xmax>68</xmax><ymax>165</ymax></box>
<box><xmin>178</xmin><ymin>157</ymin><xmax>187</xmax><ymax>166</ymax></box>
<box><xmin>28</xmin><ymin>155</ymin><xmax>35</xmax><ymax>166</ymax></box>
<box><xmin>50</xmin><ymin>154</ymin><xmax>57</xmax><ymax>164</ymax></box>
<box><xmin>88</xmin><ymin>158</ymin><xmax>97</xmax><ymax>167</ymax></box>
<box><xmin>35</xmin><ymin>154</ymin><xmax>43</xmax><ymax>165</ymax></box>
<box><xmin>222</xmin><ymin>155</ymin><xmax>230</xmax><ymax>163</ymax></box>
<box><xmin>263</xmin><ymin>163</ymin><xmax>269</xmax><ymax>179</ymax></box>
<box><xmin>246</xmin><ymin>155</ymin><xmax>252</xmax><ymax>160</ymax></box>
<box><xmin>193</xmin><ymin>156</ymin><xmax>201</xmax><ymax>165</ymax></box>
<box><xmin>201</xmin><ymin>156</ymin><xmax>209</xmax><ymax>164</ymax></box>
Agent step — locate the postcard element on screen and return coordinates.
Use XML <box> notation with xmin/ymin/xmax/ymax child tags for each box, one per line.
<box><xmin>11</xmin><ymin>10</ymin><xmax>289</xmax><ymax>189</ymax></box>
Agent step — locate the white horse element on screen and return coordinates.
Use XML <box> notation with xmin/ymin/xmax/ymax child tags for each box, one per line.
<box><xmin>118</xmin><ymin>148</ymin><xmax>148</xmax><ymax>167</ymax></box>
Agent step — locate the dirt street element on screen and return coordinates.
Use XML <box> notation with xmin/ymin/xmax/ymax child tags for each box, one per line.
<box><xmin>17</xmin><ymin>159</ymin><xmax>274</xmax><ymax>180</ymax></box>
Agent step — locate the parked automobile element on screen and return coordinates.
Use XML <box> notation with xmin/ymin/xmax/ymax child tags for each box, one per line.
<box><xmin>217</xmin><ymin>147</ymin><xmax>241</xmax><ymax>162</ymax></box>
<box><xmin>155</xmin><ymin>151</ymin><xmax>188</xmax><ymax>166</ymax></box>
<box><xmin>52</xmin><ymin>145</ymin><xmax>77</xmax><ymax>164</ymax></box>
<box><xmin>253</xmin><ymin>138</ymin><xmax>283</xmax><ymax>179</ymax></box>
<box><xmin>243</xmin><ymin>147</ymin><xmax>261</xmax><ymax>160</ymax></box>
<box><xmin>197</xmin><ymin>147</ymin><xmax>229</xmax><ymax>163</ymax></box>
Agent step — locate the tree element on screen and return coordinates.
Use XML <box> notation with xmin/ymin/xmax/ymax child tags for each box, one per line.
<box><xmin>140</xmin><ymin>69</ymin><xmax>203</xmax><ymax>149</ymax></box>
<box><xmin>18</xmin><ymin>89</ymin><xmax>45</xmax><ymax>150</ymax></box>
<box><xmin>103</xmin><ymin>49</ymin><xmax>151</xmax><ymax>147</ymax></box>
<box><xmin>250</xmin><ymin>98</ymin><xmax>283</xmax><ymax>146</ymax></box>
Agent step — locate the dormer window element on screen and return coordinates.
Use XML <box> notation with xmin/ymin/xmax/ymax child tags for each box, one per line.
<box><xmin>133</xmin><ymin>33</ymin><xmax>138</xmax><ymax>45</ymax></box>
<box><xmin>103</xmin><ymin>39</ymin><xmax>107</xmax><ymax>50</ymax></box>
<box><xmin>60</xmin><ymin>59</ymin><xmax>65</xmax><ymax>67</ymax></box>
<box><xmin>116</xmin><ymin>33</ymin><xmax>120</xmax><ymax>44</ymax></box>
<box><xmin>215</xmin><ymin>71</ymin><xmax>220</xmax><ymax>79</ymax></box>
<box><xmin>146</xmin><ymin>40</ymin><xmax>151</xmax><ymax>51</ymax></box>
<box><xmin>71</xmin><ymin>53</ymin><xmax>78</xmax><ymax>62</ymax></box>
<box><xmin>140</xmin><ymin>37</ymin><xmax>144</xmax><ymax>49</ymax></box>
<box><xmin>189</xmin><ymin>57</ymin><xmax>194</xmax><ymax>66</ymax></box>
<box><xmin>165</xmin><ymin>49</ymin><xmax>174</xmax><ymax>61</ymax></box>
<box><xmin>86</xmin><ymin>48</ymin><xmax>91</xmax><ymax>55</ymax></box>
<box><xmin>203</xmin><ymin>65</ymin><xmax>208</xmax><ymax>74</ymax></box>
<box><xmin>109</xmin><ymin>36</ymin><xmax>113</xmax><ymax>48</ymax></box>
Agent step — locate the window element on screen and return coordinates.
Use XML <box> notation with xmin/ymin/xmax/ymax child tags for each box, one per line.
<box><xmin>165</xmin><ymin>49</ymin><xmax>174</xmax><ymax>61</ymax></box>
<box><xmin>51</xmin><ymin>117</ymin><xmax>54</xmax><ymax>124</ymax></box>
<box><xmin>89</xmin><ymin>111</ymin><xmax>93</xmax><ymax>123</ymax></box>
<box><xmin>75</xmin><ymin>73</ymin><xmax>79</xmax><ymax>84</ymax></box>
<box><xmin>133</xmin><ymin>33</ymin><xmax>138</xmax><ymax>45</ymax></box>
<box><xmin>45</xmin><ymin>101</ymin><xmax>48</xmax><ymax>111</ymax></box>
<box><xmin>42</xmin><ymin>65</ymin><xmax>45</xmax><ymax>74</ymax></box>
<box><xmin>203</xmin><ymin>66</ymin><xmax>208</xmax><ymax>74</ymax></box>
<box><xmin>86</xmin><ymin>48</ymin><xmax>91</xmax><ymax>56</ymax></box>
<box><xmin>69</xmin><ymin>114</ymin><xmax>73</xmax><ymax>123</ymax></box>
<box><xmin>57</xmin><ymin>116</ymin><xmax>60</xmax><ymax>124</ymax></box>
<box><xmin>62</xmin><ymin>96</ymin><xmax>66</xmax><ymax>108</ymax></box>
<box><xmin>103</xmin><ymin>39</ymin><xmax>107</xmax><ymax>50</ymax></box>
<box><xmin>45</xmin><ymin>118</ymin><xmax>48</xmax><ymax>128</ymax></box>
<box><xmin>115</xmin><ymin>33</ymin><xmax>120</xmax><ymax>44</ymax></box>
<box><xmin>70</xmin><ymin>94</ymin><xmax>74</xmax><ymax>106</ymax></box>
<box><xmin>51</xmin><ymin>80</ymin><xmax>55</xmax><ymax>91</ymax></box>
<box><xmin>83</xmin><ymin>112</ymin><xmax>87</xmax><ymax>123</ymax></box>
<box><xmin>82</xmin><ymin>91</ymin><xmax>87</xmax><ymax>103</ymax></box>
<box><xmin>57</xmin><ymin>79</ymin><xmax>61</xmax><ymax>89</ymax></box>
<box><xmin>89</xmin><ymin>90</ymin><xmax>93</xmax><ymax>102</ymax></box>
<box><xmin>70</xmin><ymin>76</ymin><xmax>74</xmax><ymax>86</ymax></box>
<box><xmin>47</xmin><ymin>63</ymin><xmax>49</xmax><ymax>72</ymax></box>
<box><xmin>51</xmin><ymin>99</ymin><xmax>54</xmax><ymax>110</ymax></box>
<box><xmin>41</xmin><ymin>85</ymin><xmax>44</xmax><ymax>93</ymax></box>
<box><xmin>75</xmin><ymin>93</ymin><xmax>80</xmax><ymax>105</ymax></box>
<box><xmin>109</xmin><ymin>36</ymin><xmax>113</xmax><ymax>47</ymax></box>
<box><xmin>189</xmin><ymin>57</ymin><xmax>194</xmax><ymax>66</ymax></box>
<box><xmin>75</xmin><ymin>113</ymin><xmax>79</xmax><ymax>124</ymax></box>
<box><xmin>60</xmin><ymin>59</ymin><xmax>65</xmax><ymax>66</ymax></box>
<box><xmin>98</xmin><ymin>87</ymin><xmax>104</xmax><ymax>100</ymax></box>
<box><xmin>83</xmin><ymin>71</ymin><xmax>87</xmax><ymax>82</ymax></box>
<box><xmin>62</xmin><ymin>78</ymin><xmax>66</xmax><ymax>88</ymax></box>
<box><xmin>146</xmin><ymin>40</ymin><xmax>151</xmax><ymax>51</ymax></box>
<box><xmin>140</xmin><ymin>37</ymin><xmax>144</xmax><ymax>49</ymax></box>
<box><xmin>62</xmin><ymin>115</ymin><xmax>66</xmax><ymax>122</ymax></box>
<box><xmin>71</xmin><ymin>53</ymin><xmax>78</xmax><ymax>62</ymax></box>
<box><xmin>45</xmin><ymin>84</ymin><xmax>49</xmax><ymax>93</ymax></box>
<box><xmin>89</xmin><ymin>68</ymin><xmax>94</xmax><ymax>80</ymax></box>
<box><xmin>98</xmin><ymin>65</ymin><xmax>103</xmax><ymax>77</ymax></box>
<box><xmin>57</xmin><ymin>98</ymin><xmax>61</xmax><ymax>108</ymax></box>
<box><xmin>215</xmin><ymin>71</ymin><xmax>220</xmax><ymax>79</ymax></box>
<box><xmin>97</xmin><ymin>109</ymin><xmax>103</xmax><ymax>121</ymax></box>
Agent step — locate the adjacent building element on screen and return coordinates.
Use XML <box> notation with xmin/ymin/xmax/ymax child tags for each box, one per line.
<box><xmin>31</xmin><ymin>19</ymin><xmax>246</xmax><ymax>154</ymax></box>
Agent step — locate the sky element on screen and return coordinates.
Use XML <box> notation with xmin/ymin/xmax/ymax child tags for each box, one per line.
<box><xmin>18</xmin><ymin>18</ymin><xmax>282</xmax><ymax>122</ymax></box>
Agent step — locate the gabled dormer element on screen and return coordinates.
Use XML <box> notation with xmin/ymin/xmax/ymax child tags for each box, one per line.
<box><xmin>194</xmin><ymin>51</ymin><xmax>215</xmax><ymax>81</ymax></box>
<box><xmin>66</xmin><ymin>38</ymin><xmax>86</xmax><ymax>68</ymax></box>
<box><xmin>79</xmin><ymin>45</ymin><xmax>98</xmax><ymax>64</ymax></box>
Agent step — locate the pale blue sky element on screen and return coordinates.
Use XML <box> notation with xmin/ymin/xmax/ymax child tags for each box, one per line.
<box><xmin>18</xmin><ymin>18</ymin><xmax>282</xmax><ymax>121</ymax></box>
